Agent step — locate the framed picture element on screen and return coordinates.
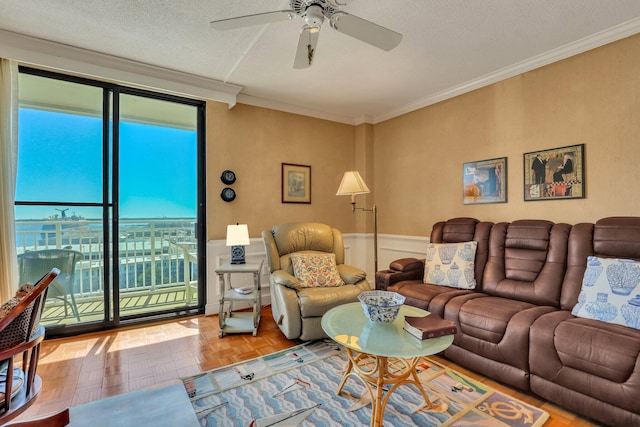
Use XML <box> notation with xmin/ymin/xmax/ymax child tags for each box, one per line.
<box><xmin>463</xmin><ymin>157</ymin><xmax>507</xmax><ymax>204</ymax></box>
<box><xmin>523</xmin><ymin>144</ymin><xmax>584</xmax><ymax>201</ymax></box>
<box><xmin>281</xmin><ymin>163</ymin><xmax>311</xmax><ymax>204</ymax></box>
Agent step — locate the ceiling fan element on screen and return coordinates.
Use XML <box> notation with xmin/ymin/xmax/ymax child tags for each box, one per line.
<box><xmin>210</xmin><ymin>0</ymin><xmax>402</xmax><ymax>69</ymax></box>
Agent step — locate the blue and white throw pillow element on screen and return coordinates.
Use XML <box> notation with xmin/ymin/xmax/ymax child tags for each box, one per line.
<box><xmin>572</xmin><ymin>256</ymin><xmax>640</xmax><ymax>330</ymax></box>
<box><xmin>423</xmin><ymin>241</ymin><xmax>477</xmax><ymax>289</ymax></box>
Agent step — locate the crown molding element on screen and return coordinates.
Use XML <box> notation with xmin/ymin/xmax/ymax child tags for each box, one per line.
<box><xmin>0</xmin><ymin>29</ymin><xmax>242</xmax><ymax>106</ymax></box>
<box><xmin>2</xmin><ymin>14</ymin><xmax>640</xmax><ymax>126</ymax></box>
<box><xmin>236</xmin><ymin>93</ymin><xmax>357</xmax><ymax>125</ymax></box>
<box><xmin>372</xmin><ymin>16</ymin><xmax>640</xmax><ymax>124</ymax></box>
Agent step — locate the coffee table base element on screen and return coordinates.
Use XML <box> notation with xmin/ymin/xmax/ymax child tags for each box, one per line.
<box><xmin>336</xmin><ymin>348</ymin><xmax>443</xmax><ymax>427</ymax></box>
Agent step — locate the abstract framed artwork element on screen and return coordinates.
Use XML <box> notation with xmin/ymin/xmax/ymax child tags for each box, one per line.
<box><xmin>524</xmin><ymin>144</ymin><xmax>584</xmax><ymax>201</ymax></box>
<box><xmin>281</xmin><ymin>163</ymin><xmax>311</xmax><ymax>204</ymax></box>
<box><xmin>463</xmin><ymin>157</ymin><xmax>507</xmax><ymax>204</ymax></box>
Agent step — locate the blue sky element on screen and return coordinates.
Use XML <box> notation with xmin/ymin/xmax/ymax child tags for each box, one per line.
<box><xmin>15</xmin><ymin>109</ymin><xmax>197</xmax><ymax>220</ymax></box>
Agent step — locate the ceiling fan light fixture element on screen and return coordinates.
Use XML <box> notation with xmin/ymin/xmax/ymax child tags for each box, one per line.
<box><xmin>304</xmin><ymin>5</ymin><xmax>325</xmax><ymax>28</ymax></box>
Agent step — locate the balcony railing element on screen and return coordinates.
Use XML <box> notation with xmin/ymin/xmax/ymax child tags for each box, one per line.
<box><xmin>16</xmin><ymin>218</ymin><xmax>198</xmax><ymax>322</ymax></box>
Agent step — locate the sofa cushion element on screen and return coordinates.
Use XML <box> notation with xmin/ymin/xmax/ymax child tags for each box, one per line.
<box><xmin>424</xmin><ymin>241</ymin><xmax>477</xmax><ymax>289</ymax></box>
<box><xmin>290</xmin><ymin>253</ymin><xmax>344</xmax><ymax>289</ymax></box>
<box><xmin>571</xmin><ymin>256</ymin><xmax>640</xmax><ymax>329</ymax></box>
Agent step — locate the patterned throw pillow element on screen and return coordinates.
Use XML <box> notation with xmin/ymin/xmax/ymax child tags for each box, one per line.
<box><xmin>423</xmin><ymin>242</ymin><xmax>477</xmax><ymax>289</ymax></box>
<box><xmin>290</xmin><ymin>253</ymin><xmax>345</xmax><ymax>289</ymax></box>
<box><xmin>0</xmin><ymin>283</ymin><xmax>35</xmax><ymax>319</ymax></box>
<box><xmin>572</xmin><ymin>256</ymin><xmax>640</xmax><ymax>330</ymax></box>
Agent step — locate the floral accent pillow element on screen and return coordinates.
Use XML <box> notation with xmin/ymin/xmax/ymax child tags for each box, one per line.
<box><xmin>290</xmin><ymin>253</ymin><xmax>345</xmax><ymax>289</ymax></box>
<box><xmin>572</xmin><ymin>256</ymin><xmax>640</xmax><ymax>330</ymax></box>
<box><xmin>423</xmin><ymin>242</ymin><xmax>477</xmax><ymax>289</ymax></box>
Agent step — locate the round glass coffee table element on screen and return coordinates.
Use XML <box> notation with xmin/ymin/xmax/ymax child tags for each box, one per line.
<box><xmin>321</xmin><ymin>302</ymin><xmax>454</xmax><ymax>427</ymax></box>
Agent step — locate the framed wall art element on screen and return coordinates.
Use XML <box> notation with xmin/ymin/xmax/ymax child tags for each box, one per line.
<box><xmin>523</xmin><ymin>144</ymin><xmax>584</xmax><ymax>201</ymax></box>
<box><xmin>463</xmin><ymin>157</ymin><xmax>507</xmax><ymax>204</ymax></box>
<box><xmin>281</xmin><ymin>163</ymin><xmax>311</xmax><ymax>204</ymax></box>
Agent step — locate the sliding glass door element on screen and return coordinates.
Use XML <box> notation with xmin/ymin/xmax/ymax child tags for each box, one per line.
<box><xmin>14</xmin><ymin>68</ymin><xmax>205</xmax><ymax>335</ymax></box>
<box><xmin>117</xmin><ymin>93</ymin><xmax>200</xmax><ymax>318</ymax></box>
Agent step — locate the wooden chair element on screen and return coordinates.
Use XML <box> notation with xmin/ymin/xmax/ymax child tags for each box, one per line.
<box><xmin>3</xmin><ymin>408</ymin><xmax>69</xmax><ymax>426</ymax></box>
<box><xmin>0</xmin><ymin>269</ymin><xmax>59</xmax><ymax>424</ymax></box>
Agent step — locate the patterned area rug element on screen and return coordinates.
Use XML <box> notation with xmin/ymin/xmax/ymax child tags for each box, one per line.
<box><xmin>181</xmin><ymin>340</ymin><xmax>549</xmax><ymax>426</ymax></box>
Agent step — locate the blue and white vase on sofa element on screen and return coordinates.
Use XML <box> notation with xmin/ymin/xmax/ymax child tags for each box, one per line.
<box><xmin>459</xmin><ymin>243</ymin><xmax>475</xmax><ymax>262</ymax></box>
<box><xmin>621</xmin><ymin>294</ymin><xmax>640</xmax><ymax>329</ymax></box>
<box><xmin>585</xmin><ymin>292</ymin><xmax>618</xmax><ymax>322</ymax></box>
<box><xmin>438</xmin><ymin>245</ymin><xmax>457</xmax><ymax>265</ymax></box>
<box><xmin>429</xmin><ymin>265</ymin><xmax>445</xmax><ymax>284</ymax></box>
<box><xmin>447</xmin><ymin>263</ymin><xmax>461</xmax><ymax>286</ymax></box>
<box><xmin>426</xmin><ymin>244</ymin><xmax>436</xmax><ymax>262</ymax></box>
<box><xmin>582</xmin><ymin>257</ymin><xmax>603</xmax><ymax>287</ymax></box>
<box><xmin>464</xmin><ymin>263</ymin><xmax>474</xmax><ymax>285</ymax></box>
<box><xmin>606</xmin><ymin>259</ymin><xmax>640</xmax><ymax>296</ymax></box>
<box><xmin>572</xmin><ymin>290</ymin><xmax>587</xmax><ymax>315</ymax></box>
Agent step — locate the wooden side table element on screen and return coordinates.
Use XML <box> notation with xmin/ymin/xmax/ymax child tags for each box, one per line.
<box><xmin>216</xmin><ymin>261</ymin><xmax>263</xmax><ymax>338</ymax></box>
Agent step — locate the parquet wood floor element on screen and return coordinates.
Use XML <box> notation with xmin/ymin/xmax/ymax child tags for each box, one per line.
<box><xmin>14</xmin><ymin>306</ymin><xmax>602</xmax><ymax>426</ymax></box>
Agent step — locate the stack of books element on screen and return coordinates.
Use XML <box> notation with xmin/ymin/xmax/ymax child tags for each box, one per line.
<box><xmin>234</xmin><ymin>287</ymin><xmax>253</xmax><ymax>295</ymax></box>
<box><xmin>403</xmin><ymin>314</ymin><xmax>457</xmax><ymax>340</ymax></box>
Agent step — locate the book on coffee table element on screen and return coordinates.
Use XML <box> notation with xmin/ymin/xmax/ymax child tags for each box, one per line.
<box><xmin>403</xmin><ymin>314</ymin><xmax>457</xmax><ymax>340</ymax></box>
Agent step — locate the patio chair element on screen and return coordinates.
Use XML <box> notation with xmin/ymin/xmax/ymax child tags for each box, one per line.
<box><xmin>0</xmin><ymin>268</ymin><xmax>59</xmax><ymax>424</ymax></box>
<box><xmin>17</xmin><ymin>249</ymin><xmax>83</xmax><ymax>321</ymax></box>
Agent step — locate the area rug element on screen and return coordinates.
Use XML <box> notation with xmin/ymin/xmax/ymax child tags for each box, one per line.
<box><xmin>181</xmin><ymin>340</ymin><xmax>549</xmax><ymax>426</ymax></box>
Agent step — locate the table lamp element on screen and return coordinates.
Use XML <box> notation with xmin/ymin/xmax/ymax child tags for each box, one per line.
<box><xmin>336</xmin><ymin>171</ymin><xmax>378</xmax><ymax>272</ymax></box>
<box><xmin>226</xmin><ymin>224</ymin><xmax>250</xmax><ymax>264</ymax></box>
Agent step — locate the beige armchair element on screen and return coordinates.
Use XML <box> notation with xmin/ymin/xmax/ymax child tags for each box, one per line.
<box><xmin>262</xmin><ymin>222</ymin><xmax>370</xmax><ymax>340</ymax></box>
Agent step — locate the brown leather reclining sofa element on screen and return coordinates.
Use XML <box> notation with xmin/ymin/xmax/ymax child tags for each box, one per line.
<box><xmin>376</xmin><ymin>217</ymin><xmax>640</xmax><ymax>426</ymax></box>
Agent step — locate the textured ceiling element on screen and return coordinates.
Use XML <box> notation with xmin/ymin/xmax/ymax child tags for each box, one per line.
<box><xmin>1</xmin><ymin>0</ymin><xmax>640</xmax><ymax>124</ymax></box>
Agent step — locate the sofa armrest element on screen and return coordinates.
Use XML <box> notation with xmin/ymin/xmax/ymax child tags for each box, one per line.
<box><xmin>337</xmin><ymin>264</ymin><xmax>367</xmax><ymax>284</ymax></box>
<box><xmin>375</xmin><ymin>258</ymin><xmax>425</xmax><ymax>291</ymax></box>
<box><xmin>271</xmin><ymin>270</ymin><xmax>301</xmax><ymax>289</ymax></box>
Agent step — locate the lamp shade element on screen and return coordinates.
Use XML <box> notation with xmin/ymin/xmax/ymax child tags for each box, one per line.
<box><xmin>336</xmin><ymin>171</ymin><xmax>370</xmax><ymax>196</ymax></box>
<box><xmin>226</xmin><ymin>224</ymin><xmax>250</xmax><ymax>246</ymax></box>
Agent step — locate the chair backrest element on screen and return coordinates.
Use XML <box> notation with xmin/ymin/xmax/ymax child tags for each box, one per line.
<box><xmin>3</xmin><ymin>408</ymin><xmax>69</xmax><ymax>426</ymax></box>
<box><xmin>482</xmin><ymin>220</ymin><xmax>571</xmax><ymax>307</ymax></box>
<box><xmin>17</xmin><ymin>249</ymin><xmax>82</xmax><ymax>299</ymax></box>
<box><xmin>262</xmin><ymin>222</ymin><xmax>345</xmax><ymax>273</ymax></box>
<box><xmin>0</xmin><ymin>268</ymin><xmax>59</xmax><ymax>349</ymax></box>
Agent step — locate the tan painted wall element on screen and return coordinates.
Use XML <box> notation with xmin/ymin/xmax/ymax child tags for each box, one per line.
<box><xmin>206</xmin><ymin>103</ymin><xmax>357</xmax><ymax>240</ymax></box>
<box><xmin>373</xmin><ymin>33</ymin><xmax>640</xmax><ymax>236</ymax></box>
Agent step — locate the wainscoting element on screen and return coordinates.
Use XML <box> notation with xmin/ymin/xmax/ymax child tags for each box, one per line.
<box><xmin>205</xmin><ymin>233</ymin><xmax>429</xmax><ymax>316</ymax></box>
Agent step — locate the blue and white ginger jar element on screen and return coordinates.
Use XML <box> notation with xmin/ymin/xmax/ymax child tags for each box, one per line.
<box><xmin>621</xmin><ymin>294</ymin><xmax>640</xmax><ymax>329</ymax></box>
<box><xmin>606</xmin><ymin>260</ymin><xmax>640</xmax><ymax>296</ymax></box>
<box><xmin>582</xmin><ymin>257</ymin><xmax>603</xmax><ymax>287</ymax></box>
<box><xmin>585</xmin><ymin>292</ymin><xmax>617</xmax><ymax>322</ymax></box>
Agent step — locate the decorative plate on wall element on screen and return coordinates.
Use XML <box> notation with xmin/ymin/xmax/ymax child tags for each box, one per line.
<box><xmin>221</xmin><ymin>170</ymin><xmax>236</xmax><ymax>185</ymax></box>
<box><xmin>221</xmin><ymin>187</ymin><xmax>236</xmax><ymax>202</ymax></box>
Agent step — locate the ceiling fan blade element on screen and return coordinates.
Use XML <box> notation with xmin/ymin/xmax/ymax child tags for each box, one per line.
<box><xmin>293</xmin><ymin>25</ymin><xmax>320</xmax><ymax>69</ymax></box>
<box><xmin>329</xmin><ymin>12</ymin><xmax>402</xmax><ymax>51</ymax></box>
<box><xmin>211</xmin><ymin>10</ymin><xmax>295</xmax><ymax>30</ymax></box>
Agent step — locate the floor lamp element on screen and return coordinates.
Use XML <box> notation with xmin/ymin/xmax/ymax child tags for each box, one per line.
<box><xmin>336</xmin><ymin>171</ymin><xmax>378</xmax><ymax>272</ymax></box>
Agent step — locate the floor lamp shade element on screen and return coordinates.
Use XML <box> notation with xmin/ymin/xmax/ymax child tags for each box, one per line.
<box><xmin>336</xmin><ymin>171</ymin><xmax>370</xmax><ymax>202</ymax></box>
<box><xmin>226</xmin><ymin>224</ymin><xmax>250</xmax><ymax>264</ymax></box>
